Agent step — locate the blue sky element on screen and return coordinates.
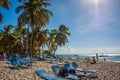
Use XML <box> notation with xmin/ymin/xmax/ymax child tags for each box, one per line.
<box><xmin>0</xmin><ymin>0</ymin><xmax>120</xmax><ymax>55</ymax></box>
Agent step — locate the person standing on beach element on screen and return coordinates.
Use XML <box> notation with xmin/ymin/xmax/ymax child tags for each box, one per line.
<box><xmin>104</xmin><ymin>57</ymin><xmax>106</xmax><ymax>61</ymax></box>
<box><xmin>91</xmin><ymin>57</ymin><xmax>96</xmax><ymax>64</ymax></box>
<box><xmin>96</xmin><ymin>54</ymin><xmax>99</xmax><ymax>61</ymax></box>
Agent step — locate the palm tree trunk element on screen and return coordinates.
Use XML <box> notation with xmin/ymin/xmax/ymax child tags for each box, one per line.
<box><xmin>30</xmin><ymin>25</ymin><xmax>34</xmax><ymax>59</ymax></box>
<box><xmin>26</xmin><ymin>25</ymin><xmax>29</xmax><ymax>55</ymax></box>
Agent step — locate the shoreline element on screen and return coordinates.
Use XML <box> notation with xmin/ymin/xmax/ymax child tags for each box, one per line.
<box><xmin>58</xmin><ymin>55</ymin><xmax>120</xmax><ymax>63</ymax></box>
<box><xmin>105</xmin><ymin>60</ymin><xmax>120</xmax><ymax>63</ymax></box>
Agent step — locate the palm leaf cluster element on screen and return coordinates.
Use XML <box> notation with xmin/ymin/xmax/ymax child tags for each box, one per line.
<box><xmin>0</xmin><ymin>25</ymin><xmax>23</xmax><ymax>55</ymax></box>
<box><xmin>16</xmin><ymin>0</ymin><xmax>53</xmax><ymax>28</ymax></box>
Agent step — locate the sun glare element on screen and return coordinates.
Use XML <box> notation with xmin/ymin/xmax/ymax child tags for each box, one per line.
<box><xmin>95</xmin><ymin>0</ymin><xmax>98</xmax><ymax>6</ymax></box>
<box><xmin>82</xmin><ymin>0</ymin><xmax>106</xmax><ymax>5</ymax></box>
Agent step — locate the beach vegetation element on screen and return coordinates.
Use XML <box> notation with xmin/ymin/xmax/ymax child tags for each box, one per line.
<box><xmin>0</xmin><ymin>0</ymin><xmax>71</xmax><ymax>59</ymax></box>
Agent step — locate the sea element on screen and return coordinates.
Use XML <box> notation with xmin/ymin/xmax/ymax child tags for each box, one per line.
<box><xmin>56</xmin><ymin>54</ymin><xmax>120</xmax><ymax>63</ymax></box>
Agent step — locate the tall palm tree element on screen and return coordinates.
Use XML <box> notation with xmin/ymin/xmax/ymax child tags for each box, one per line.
<box><xmin>0</xmin><ymin>0</ymin><xmax>10</xmax><ymax>23</ymax></box>
<box><xmin>16</xmin><ymin>0</ymin><xmax>53</xmax><ymax>56</ymax></box>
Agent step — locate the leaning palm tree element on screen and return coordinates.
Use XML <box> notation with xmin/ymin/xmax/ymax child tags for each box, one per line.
<box><xmin>47</xmin><ymin>25</ymin><xmax>71</xmax><ymax>56</ymax></box>
<box><xmin>51</xmin><ymin>25</ymin><xmax>71</xmax><ymax>56</ymax></box>
<box><xmin>0</xmin><ymin>0</ymin><xmax>10</xmax><ymax>23</ymax></box>
<box><xmin>16</xmin><ymin>0</ymin><xmax>53</xmax><ymax>56</ymax></box>
<box><xmin>55</xmin><ymin>25</ymin><xmax>71</xmax><ymax>47</ymax></box>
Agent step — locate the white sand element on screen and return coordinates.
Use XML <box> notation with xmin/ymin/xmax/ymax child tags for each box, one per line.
<box><xmin>0</xmin><ymin>59</ymin><xmax>120</xmax><ymax>80</ymax></box>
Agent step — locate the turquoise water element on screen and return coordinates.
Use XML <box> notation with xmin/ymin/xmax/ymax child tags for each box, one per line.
<box><xmin>57</xmin><ymin>55</ymin><xmax>120</xmax><ymax>63</ymax></box>
<box><xmin>101</xmin><ymin>56</ymin><xmax>120</xmax><ymax>62</ymax></box>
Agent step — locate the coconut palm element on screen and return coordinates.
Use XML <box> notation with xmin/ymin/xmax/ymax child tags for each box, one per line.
<box><xmin>12</xmin><ymin>27</ymin><xmax>27</xmax><ymax>52</ymax></box>
<box><xmin>55</xmin><ymin>24</ymin><xmax>71</xmax><ymax>47</ymax></box>
<box><xmin>33</xmin><ymin>28</ymin><xmax>49</xmax><ymax>56</ymax></box>
<box><xmin>0</xmin><ymin>0</ymin><xmax>10</xmax><ymax>23</ymax></box>
<box><xmin>47</xmin><ymin>25</ymin><xmax>71</xmax><ymax>56</ymax></box>
<box><xmin>16</xmin><ymin>0</ymin><xmax>53</xmax><ymax>55</ymax></box>
<box><xmin>0</xmin><ymin>25</ymin><xmax>15</xmax><ymax>53</ymax></box>
<box><xmin>47</xmin><ymin>29</ymin><xmax>57</xmax><ymax>55</ymax></box>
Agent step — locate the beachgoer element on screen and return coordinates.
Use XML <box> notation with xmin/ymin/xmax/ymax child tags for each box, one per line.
<box><xmin>104</xmin><ymin>57</ymin><xmax>106</xmax><ymax>61</ymax></box>
<box><xmin>96</xmin><ymin>53</ymin><xmax>99</xmax><ymax>61</ymax></box>
<box><xmin>91</xmin><ymin>57</ymin><xmax>96</xmax><ymax>64</ymax></box>
<box><xmin>58</xmin><ymin>67</ymin><xmax>68</xmax><ymax>77</ymax></box>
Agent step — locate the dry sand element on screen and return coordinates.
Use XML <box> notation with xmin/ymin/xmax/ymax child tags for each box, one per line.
<box><xmin>0</xmin><ymin>59</ymin><xmax>120</xmax><ymax>80</ymax></box>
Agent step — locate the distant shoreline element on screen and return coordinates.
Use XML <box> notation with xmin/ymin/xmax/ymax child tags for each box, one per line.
<box><xmin>56</xmin><ymin>54</ymin><xmax>120</xmax><ymax>63</ymax></box>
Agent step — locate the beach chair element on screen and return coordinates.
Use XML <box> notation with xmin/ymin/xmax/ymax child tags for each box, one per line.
<box><xmin>35</xmin><ymin>69</ymin><xmax>61</xmax><ymax>80</ymax></box>
<box><xmin>9</xmin><ymin>56</ymin><xmax>31</xmax><ymax>68</ymax></box>
<box><xmin>9</xmin><ymin>56</ymin><xmax>23</xmax><ymax>68</ymax></box>
<box><xmin>24</xmin><ymin>56</ymin><xmax>32</xmax><ymax>67</ymax></box>
<box><xmin>6</xmin><ymin>56</ymin><xmax>13</xmax><ymax>64</ymax></box>
<box><xmin>51</xmin><ymin>65</ymin><xmax>83</xmax><ymax>80</ymax></box>
<box><xmin>72</xmin><ymin>62</ymin><xmax>97</xmax><ymax>73</ymax></box>
<box><xmin>64</xmin><ymin>63</ymin><xmax>75</xmax><ymax>73</ymax></box>
<box><xmin>55</xmin><ymin>59</ymin><xmax>65</xmax><ymax>66</ymax></box>
<box><xmin>45</xmin><ymin>56</ymin><xmax>56</xmax><ymax>63</ymax></box>
<box><xmin>64</xmin><ymin>63</ymin><xmax>94</xmax><ymax>78</ymax></box>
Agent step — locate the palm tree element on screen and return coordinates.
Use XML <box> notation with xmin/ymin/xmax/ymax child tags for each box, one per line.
<box><xmin>48</xmin><ymin>25</ymin><xmax>70</xmax><ymax>56</ymax></box>
<box><xmin>0</xmin><ymin>25</ymin><xmax>14</xmax><ymax>53</ymax></box>
<box><xmin>46</xmin><ymin>25</ymin><xmax>71</xmax><ymax>56</ymax></box>
<box><xmin>55</xmin><ymin>25</ymin><xmax>71</xmax><ymax>46</ymax></box>
<box><xmin>18</xmin><ymin>27</ymin><xmax>27</xmax><ymax>49</ymax></box>
<box><xmin>33</xmin><ymin>28</ymin><xmax>49</xmax><ymax>56</ymax></box>
<box><xmin>16</xmin><ymin>0</ymin><xmax>53</xmax><ymax>56</ymax></box>
<box><xmin>0</xmin><ymin>0</ymin><xmax>10</xmax><ymax>23</ymax></box>
<box><xmin>12</xmin><ymin>27</ymin><xmax>26</xmax><ymax>53</ymax></box>
<box><xmin>47</xmin><ymin>29</ymin><xmax>57</xmax><ymax>56</ymax></box>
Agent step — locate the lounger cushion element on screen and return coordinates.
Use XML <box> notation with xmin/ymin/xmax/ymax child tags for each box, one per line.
<box><xmin>72</xmin><ymin>62</ymin><xmax>97</xmax><ymax>73</ymax></box>
<box><xmin>76</xmin><ymin>68</ymin><xmax>97</xmax><ymax>73</ymax></box>
<box><xmin>52</xmin><ymin>65</ymin><xmax>83</xmax><ymax>80</ymax></box>
<box><xmin>35</xmin><ymin>69</ymin><xmax>60</xmax><ymax>80</ymax></box>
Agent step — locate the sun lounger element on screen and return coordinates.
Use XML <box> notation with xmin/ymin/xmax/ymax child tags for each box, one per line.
<box><xmin>35</xmin><ymin>69</ymin><xmax>60</xmax><ymax>80</ymax></box>
<box><xmin>55</xmin><ymin>59</ymin><xmax>65</xmax><ymax>66</ymax></box>
<box><xmin>9</xmin><ymin>57</ymin><xmax>23</xmax><ymax>68</ymax></box>
<box><xmin>24</xmin><ymin>56</ymin><xmax>32</xmax><ymax>67</ymax></box>
<box><xmin>64</xmin><ymin>63</ymin><xmax>94</xmax><ymax>78</ymax></box>
<box><xmin>51</xmin><ymin>65</ymin><xmax>83</xmax><ymax>80</ymax></box>
<box><xmin>72</xmin><ymin>62</ymin><xmax>97</xmax><ymax>73</ymax></box>
<box><xmin>9</xmin><ymin>56</ymin><xmax>32</xmax><ymax>68</ymax></box>
<box><xmin>45</xmin><ymin>56</ymin><xmax>56</xmax><ymax>63</ymax></box>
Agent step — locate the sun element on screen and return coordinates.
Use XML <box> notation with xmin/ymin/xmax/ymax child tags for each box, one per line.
<box><xmin>82</xmin><ymin>0</ymin><xmax>106</xmax><ymax>6</ymax></box>
<box><xmin>95</xmin><ymin>0</ymin><xmax>98</xmax><ymax>6</ymax></box>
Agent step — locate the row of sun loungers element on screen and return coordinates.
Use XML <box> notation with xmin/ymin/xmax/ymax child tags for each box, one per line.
<box><xmin>6</xmin><ymin>56</ymin><xmax>32</xmax><ymax>68</ymax></box>
<box><xmin>7</xmin><ymin>55</ymin><xmax>97</xmax><ymax>80</ymax></box>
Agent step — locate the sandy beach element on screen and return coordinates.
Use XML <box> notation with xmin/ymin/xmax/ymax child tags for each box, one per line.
<box><xmin>0</xmin><ymin>59</ymin><xmax>120</xmax><ymax>80</ymax></box>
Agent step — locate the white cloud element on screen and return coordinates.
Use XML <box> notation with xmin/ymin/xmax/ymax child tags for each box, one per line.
<box><xmin>56</xmin><ymin>47</ymin><xmax>120</xmax><ymax>56</ymax></box>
